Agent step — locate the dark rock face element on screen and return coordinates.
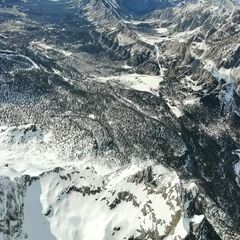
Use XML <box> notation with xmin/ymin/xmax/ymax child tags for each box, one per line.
<box><xmin>116</xmin><ymin>0</ymin><xmax>178</xmax><ymax>15</ymax></box>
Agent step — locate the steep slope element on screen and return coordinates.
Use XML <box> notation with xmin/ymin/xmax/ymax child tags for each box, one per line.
<box><xmin>0</xmin><ymin>0</ymin><xmax>240</xmax><ymax>239</ymax></box>
<box><xmin>71</xmin><ymin>0</ymin><xmax>185</xmax><ymax>19</ymax></box>
<box><xmin>0</xmin><ymin>125</ymin><xmax>206</xmax><ymax>240</ymax></box>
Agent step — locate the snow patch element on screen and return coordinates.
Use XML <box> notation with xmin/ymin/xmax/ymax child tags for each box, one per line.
<box><xmin>234</xmin><ymin>150</ymin><xmax>240</xmax><ymax>187</ymax></box>
<box><xmin>31</xmin><ymin>41</ymin><xmax>73</xmax><ymax>57</ymax></box>
<box><xmin>96</xmin><ymin>73</ymin><xmax>162</xmax><ymax>96</ymax></box>
<box><xmin>0</xmin><ymin>124</ymin><xmax>43</xmax><ymax>145</ymax></box>
<box><xmin>183</xmin><ymin>98</ymin><xmax>200</xmax><ymax>106</ymax></box>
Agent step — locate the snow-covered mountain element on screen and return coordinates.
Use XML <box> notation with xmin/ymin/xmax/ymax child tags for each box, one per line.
<box><xmin>0</xmin><ymin>125</ymin><xmax>206</xmax><ymax>240</ymax></box>
<box><xmin>0</xmin><ymin>0</ymin><xmax>240</xmax><ymax>239</ymax></box>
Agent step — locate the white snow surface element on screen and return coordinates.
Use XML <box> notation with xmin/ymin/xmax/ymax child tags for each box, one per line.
<box><xmin>234</xmin><ymin>150</ymin><xmax>240</xmax><ymax>187</ymax></box>
<box><xmin>39</xmin><ymin>165</ymin><xmax>181</xmax><ymax>240</ymax></box>
<box><xmin>30</xmin><ymin>41</ymin><xmax>73</xmax><ymax>57</ymax></box>
<box><xmin>96</xmin><ymin>73</ymin><xmax>162</xmax><ymax>96</ymax></box>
